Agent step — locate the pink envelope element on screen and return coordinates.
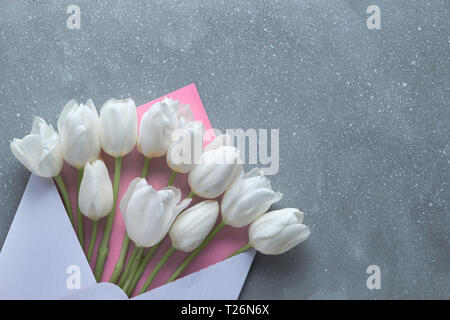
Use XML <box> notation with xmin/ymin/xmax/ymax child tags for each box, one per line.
<box><xmin>59</xmin><ymin>83</ymin><xmax>253</xmax><ymax>296</ymax></box>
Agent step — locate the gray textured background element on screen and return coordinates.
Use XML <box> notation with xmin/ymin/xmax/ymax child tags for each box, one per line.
<box><xmin>0</xmin><ymin>0</ymin><xmax>449</xmax><ymax>299</ymax></box>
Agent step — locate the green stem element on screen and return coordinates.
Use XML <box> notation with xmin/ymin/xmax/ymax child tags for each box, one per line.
<box><xmin>167</xmin><ymin>170</ymin><xmax>176</xmax><ymax>186</ymax></box>
<box><xmin>109</xmin><ymin>234</ymin><xmax>130</xmax><ymax>284</ymax></box>
<box><xmin>94</xmin><ymin>156</ymin><xmax>122</xmax><ymax>281</ymax></box>
<box><xmin>116</xmin><ymin>244</ymin><xmax>137</xmax><ymax>286</ymax></box>
<box><xmin>76</xmin><ymin>168</ymin><xmax>84</xmax><ymax>248</ymax></box>
<box><xmin>141</xmin><ymin>157</ymin><xmax>151</xmax><ymax>178</ymax></box>
<box><xmin>139</xmin><ymin>246</ymin><xmax>176</xmax><ymax>294</ymax></box>
<box><xmin>53</xmin><ymin>174</ymin><xmax>74</xmax><ymax>225</ymax></box>
<box><xmin>87</xmin><ymin>220</ymin><xmax>99</xmax><ymax>262</ymax></box>
<box><xmin>126</xmin><ymin>241</ymin><xmax>162</xmax><ymax>296</ymax></box>
<box><xmin>166</xmin><ymin>221</ymin><xmax>226</xmax><ymax>283</ymax></box>
<box><xmin>122</xmin><ymin>247</ymin><xmax>145</xmax><ymax>293</ymax></box>
<box><xmin>187</xmin><ymin>191</ymin><xmax>195</xmax><ymax>199</ymax></box>
<box><xmin>227</xmin><ymin>243</ymin><xmax>252</xmax><ymax>259</ymax></box>
<box><xmin>120</xmin><ymin>246</ymin><xmax>143</xmax><ymax>289</ymax></box>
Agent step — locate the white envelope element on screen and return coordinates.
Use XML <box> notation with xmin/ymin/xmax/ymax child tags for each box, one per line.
<box><xmin>0</xmin><ymin>174</ymin><xmax>255</xmax><ymax>300</ymax></box>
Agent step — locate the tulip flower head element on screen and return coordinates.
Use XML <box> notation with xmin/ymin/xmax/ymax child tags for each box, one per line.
<box><xmin>120</xmin><ymin>178</ymin><xmax>191</xmax><ymax>247</ymax></box>
<box><xmin>99</xmin><ymin>98</ymin><xmax>138</xmax><ymax>157</ymax></box>
<box><xmin>137</xmin><ymin>97</ymin><xmax>193</xmax><ymax>158</ymax></box>
<box><xmin>169</xmin><ymin>200</ymin><xmax>219</xmax><ymax>252</ymax></box>
<box><xmin>57</xmin><ymin>99</ymin><xmax>101</xmax><ymax>168</ymax></box>
<box><xmin>167</xmin><ymin>120</ymin><xmax>204</xmax><ymax>174</ymax></box>
<box><xmin>188</xmin><ymin>145</ymin><xmax>243</xmax><ymax>199</ymax></box>
<box><xmin>221</xmin><ymin>168</ymin><xmax>282</xmax><ymax>228</ymax></box>
<box><xmin>11</xmin><ymin>116</ymin><xmax>63</xmax><ymax>178</ymax></box>
<box><xmin>78</xmin><ymin>159</ymin><xmax>113</xmax><ymax>221</ymax></box>
<box><xmin>249</xmin><ymin>208</ymin><xmax>311</xmax><ymax>255</ymax></box>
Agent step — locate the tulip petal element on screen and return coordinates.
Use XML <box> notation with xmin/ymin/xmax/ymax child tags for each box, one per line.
<box><xmin>85</xmin><ymin>99</ymin><xmax>97</xmax><ymax>112</ymax></box>
<box><xmin>249</xmin><ymin>208</ymin><xmax>309</xmax><ymax>255</ymax></box>
<box><xmin>125</xmin><ymin>186</ymin><xmax>164</xmax><ymax>247</ymax></box>
<box><xmin>277</xmin><ymin>224</ymin><xmax>311</xmax><ymax>254</ymax></box>
<box><xmin>170</xmin><ymin>200</ymin><xmax>219</xmax><ymax>252</ymax></box>
<box><xmin>100</xmin><ymin>98</ymin><xmax>137</xmax><ymax>157</ymax></box>
<box><xmin>137</xmin><ymin>99</ymin><xmax>178</xmax><ymax>157</ymax></box>
<box><xmin>154</xmin><ymin>187</ymin><xmax>186</xmax><ymax>242</ymax></box>
<box><xmin>167</xmin><ymin>121</ymin><xmax>204</xmax><ymax>173</ymax></box>
<box><xmin>100</xmin><ymin>101</ymin><xmax>125</xmax><ymax>156</ymax></box>
<box><xmin>38</xmin><ymin>121</ymin><xmax>58</xmax><ymax>161</ymax></box>
<box><xmin>78</xmin><ymin>163</ymin><xmax>97</xmax><ymax>218</ymax></box>
<box><xmin>11</xmin><ymin>117</ymin><xmax>63</xmax><ymax>178</ymax></box>
<box><xmin>225</xmin><ymin>188</ymin><xmax>282</xmax><ymax>227</ymax></box>
<box><xmin>92</xmin><ymin>160</ymin><xmax>113</xmax><ymax>220</ymax></box>
<box><xmin>120</xmin><ymin>177</ymin><xmax>145</xmax><ymax>220</ymax></box>
<box><xmin>17</xmin><ymin>135</ymin><xmax>44</xmax><ymax>173</ymax></box>
<box><xmin>188</xmin><ymin>147</ymin><xmax>243</xmax><ymax>198</ymax></box>
<box><xmin>58</xmin><ymin>100</ymin><xmax>100</xmax><ymax>168</ymax></box>
<box><xmin>249</xmin><ymin>208</ymin><xmax>303</xmax><ymax>239</ymax></box>
<box><xmin>57</xmin><ymin>99</ymin><xmax>78</xmax><ymax>133</ymax></box>
<box><xmin>37</xmin><ymin>123</ymin><xmax>62</xmax><ymax>176</ymax></box>
<box><xmin>30</xmin><ymin>116</ymin><xmax>46</xmax><ymax>135</ymax></box>
<box><xmin>161</xmin><ymin>186</ymin><xmax>182</xmax><ymax>206</ymax></box>
<box><xmin>10</xmin><ymin>138</ymin><xmax>36</xmax><ymax>174</ymax></box>
<box><xmin>123</xmin><ymin>98</ymin><xmax>138</xmax><ymax>155</ymax></box>
<box><xmin>175</xmin><ymin>198</ymin><xmax>192</xmax><ymax>215</ymax></box>
<box><xmin>258</xmin><ymin>224</ymin><xmax>310</xmax><ymax>255</ymax></box>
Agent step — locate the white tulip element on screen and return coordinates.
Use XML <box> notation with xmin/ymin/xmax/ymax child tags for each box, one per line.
<box><xmin>221</xmin><ymin>168</ymin><xmax>282</xmax><ymax>227</ymax></box>
<box><xmin>169</xmin><ymin>200</ymin><xmax>219</xmax><ymax>252</ymax></box>
<box><xmin>78</xmin><ymin>159</ymin><xmax>113</xmax><ymax>221</ymax></box>
<box><xmin>137</xmin><ymin>97</ymin><xmax>193</xmax><ymax>158</ymax></box>
<box><xmin>167</xmin><ymin>121</ymin><xmax>204</xmax><ymax>173</ymax></box>
<box><xmin>10</xmin><ymin>116</ymin><xmax>63</xmax><ymax>178</ymax></box>
<box><xmin>120</xmin><ymin>178</ymin><xmax>191</xmax><ymax>247</ymax></box>
<box><xmin>57</xmin><ymin>99</ymin><xmax>101</xmax><ymax>168</ymax></box>
<box><xmin>188</xmin><ymin>146</ymin><xmax>243</xmax><ymax>199</ymax></box>
<box><xmin>249</xmin><ymin>208</ymin><xmax>311</xmax><ymax>255</ymax></box>
<box><xmin>99</xmin><ymin>98</ymin><xmax>138</xmax><ymax>157</ymax></box>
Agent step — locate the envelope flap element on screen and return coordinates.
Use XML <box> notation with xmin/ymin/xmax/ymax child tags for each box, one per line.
<box><xmin>0</xmin><ymin>174</ymin><xmax>96</xmax><ymax>299</ymax></box>
<box><xmin>134</xmin><ymin>250</ymin><xmax>256</xmax><ymax>300</ymax></box>
<box><xmin>63</xmin><ymin>282</ymin><xmax>128</xmax><ymax>300</ymax></box>
<box><xmin>62</xmin><ymin>250</ymin><xmax>255</xmax><ymax>300</ymax></box>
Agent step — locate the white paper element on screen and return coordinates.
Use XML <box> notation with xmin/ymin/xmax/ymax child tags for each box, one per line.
<box><xmin>133</xmin><ymin>250</ymin><xmax>255</xmax><ymax>300</ymax></box>
<box><xmin>0</xmin><ymin>175</ymin><xmax>95</xmax><ymax>299</ymax></box>
<box><xmin>0</xmin><ymin>174</ymin><xmax>255</xmax><ymax>300</ymax></box>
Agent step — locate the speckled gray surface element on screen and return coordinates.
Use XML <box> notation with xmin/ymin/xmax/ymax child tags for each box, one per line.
<box><xmin>0</xmin><ymin>0</ymin><xmax>449</xmax><ymax>299</ymax></box>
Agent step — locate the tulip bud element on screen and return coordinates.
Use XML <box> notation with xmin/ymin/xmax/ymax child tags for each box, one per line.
<box><xmin>169</xmin><ymin>200</ymin><xmax>219</xmax><ymax>252</ymax></box>
<box><xmin>167</xmin><ymin>121</ymin><xmax>204</xmax><ymax>173</ymax></box>
<box><xmin>99</xmin><ymin>98</ymin><xmax>138</xmax><ymax>157</ymax></box>
<box><xmin>78</xmin><ymin>159</ymin><xmax>113</xmax><ymax>221</ymax></box>
<box><xmin>137</xmin><ymin>98</ymin><xmax>192</xmax><ymax>158</ymax></box>
<box><xmin>249</xmin><ymin>208</ymin><xmax>311</xmax><ymax>255</ymax></box>
<box><xmin>10</xmin><ymin>116</ymin><xmax>63</xmax><ymax>178</ymax></box>
<box><xmin>221</xmin><ymin>168</ymin><xmax>282</xmax><ymax>227</ymax></box>
<box><xmin>120</xmin><ymin>178</ymin><xmax>191</xmax><ymax>247</ymax></box>
<box><xmin>188</xmin><ymin>146</ymin><xmax>243</xmax><ymax>199</ymax></box>
<box><xmin>57</xmin><ymin>99</ymin><xmax>101</xmax><ymax>168</ymax></box>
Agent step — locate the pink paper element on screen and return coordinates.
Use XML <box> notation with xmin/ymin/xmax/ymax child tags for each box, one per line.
<box><xmin>60</xmin><ymin>83</ymin><xmax>249</xmax><ymax>297</ymax></box>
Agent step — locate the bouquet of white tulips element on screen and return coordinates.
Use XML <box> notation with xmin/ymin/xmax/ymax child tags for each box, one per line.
<box><xmin>10</xmin><ymin>95</ymin><xmax>311</xmax><ymax>297</ymax></box>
